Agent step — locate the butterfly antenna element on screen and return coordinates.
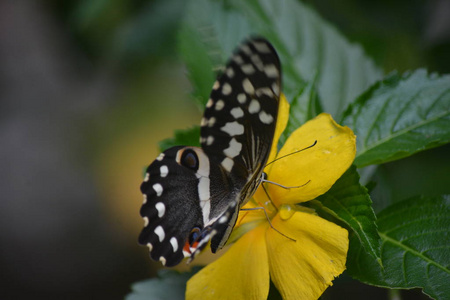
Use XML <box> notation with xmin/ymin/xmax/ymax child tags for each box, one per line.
<box><xmin>265</xmin><ymin>140</ymin><xmax>317</xmax><ymax>167</ymax></box>
<box><xmin>262</xmin><ymin>179</ymin><xmax>311</xmax><ymax>189</ymax></box>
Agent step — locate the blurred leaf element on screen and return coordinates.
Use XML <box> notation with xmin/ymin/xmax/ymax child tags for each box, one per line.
<box><xmin>178</xmin><ymin>0</ymin><xmax>253</xmax><ymax>107</ymax></box>
<box><xmin>347</xmin><ymin>195</ymin><xmax>450</xmax><ymax>300</ymax></box>
<box><xmin>126</xmin><ymin>268</ymin><xmax>200</xmax><ymax>300</ymax></box>
<box><xmin>178</xmin><ymin>0</ymin><xmax>382</xmax><ymax>119</ymax></box>
<box><xmin>71</xmin><ymin>0</ymin><xmax>130</xmax><ymax>56</ymax></box>
<box><xmin>279</xmin><ymin>79</ymin><xmax>322</xmax><ymax>146</ymax></box>
<box><xmin>341</xmin><ymin>70</ymin><xmax>450</xmax><ymax>167</ymax></box>
<box><xmin>113</xmin><ymin>0</ymin><xmax>187</xmax><ymax>63</ymax></box>
<box><xmin>159</xmin><ymin>126</ymin><xmax>200</xmax><ymax>151</ymax></box>
<box><xmin>177</xmin><ymin>26</ymin><xmax>219</xmax><ymax>108</ymax></box>
<box><xmin>310</xmin><ymin>165</ymin><xmax>381</xmax><ymax>260</ymax></box>
<box><xmin>229</xmin><ymin>0</ymin><xmax>383</xmax><ymax>119</ymax></box>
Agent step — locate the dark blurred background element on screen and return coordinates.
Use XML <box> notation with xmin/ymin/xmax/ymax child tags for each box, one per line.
<box><xmin>1</xmin><ymin>0</ymin><xmax>448</xmax><ymax>299</ymax></box>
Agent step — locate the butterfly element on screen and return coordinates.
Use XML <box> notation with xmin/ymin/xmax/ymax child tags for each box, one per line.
<box><xmin>139</xmin><ymin>37</ymin><xmax>281</xmax><ymax>267</ymax></box>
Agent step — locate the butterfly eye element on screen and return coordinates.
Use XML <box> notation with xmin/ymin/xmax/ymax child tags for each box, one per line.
<box><xmin>180</xmin><ymin>149</ymin><xmax>199</xmax><ymax>171</ymax></box>
<box><xmin>188</xmin><ymin>227</ymin><xmax>202</xmax><ymax>246</ymax></box>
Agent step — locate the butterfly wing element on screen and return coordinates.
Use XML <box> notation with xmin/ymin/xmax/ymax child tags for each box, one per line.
<box><xmin>199</xmin><ymin>38</ymin><xmax>282</xmax><ymax>252</ymax></box>
<box><xmin>139</xmin><ymin>38</ymin><xmax>282</xmax><ymax>266</ymax></box>
<box><xmin>139</xmin><ymin>146</ymin><xmax>207</xmax><ymax>267</ymax></box>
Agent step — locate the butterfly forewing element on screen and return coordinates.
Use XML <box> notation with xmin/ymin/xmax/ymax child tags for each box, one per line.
<box><xmin>139</xmin><ymin>37</ymin><xmax>282</xmax><ymax>266</ymax></box>
<box><xmin>201</xmin><ymin>38</ymin><xmax>281</xmax><ymax>182</ymax></box>
<box><xmin>200</xmin><ymin>38</ymin><xmax>281</xmax><ymax>251</ymax></box>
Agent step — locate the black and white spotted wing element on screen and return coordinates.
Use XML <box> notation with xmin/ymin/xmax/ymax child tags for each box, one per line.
<box><xmin>139</xmin><ymin>37</ymin><xmax>281</xmax><ymax>267</ymax></box>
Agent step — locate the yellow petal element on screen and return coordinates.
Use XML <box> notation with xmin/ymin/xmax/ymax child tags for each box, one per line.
<box><xmin>267</xmin><ymin>93</ymin><xmax>290</xmax><ymax>166</ymax></box>
<box><xmin>268</xmin><ymin>113</ymin><xmax>356</xmax><ymax>204</ymax></box>
<box><xmin>186</xmin><ymin>224</ymin><xmax>270</xmax><ymax>300</ymax></box>
<box><xmin>267</xmin><ymin>211</ymin><xmax>348</xmax><ymax>300</ymax></box>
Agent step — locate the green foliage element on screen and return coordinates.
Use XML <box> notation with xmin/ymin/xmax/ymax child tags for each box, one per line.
<box><xmin>347</xmin><ymin>196</ymin><xmax>450</xmax><ymax>300</ymax></box>
<box><xmin>312</xmin><ymin>165</ymin><xmax>381</xmax><ymax>261</ymax></box>
<box><xmin>178</xmin><ymin>0</ymin><xmax>382</xmax><ymax>120</ymax></box>
<box><xmin>278</xmin><ymin>79</ymin><xmax>322</xmax><ymax>146</ymax></box>
<box><xmin>159</xmin><ymin>126</ymin><xmax>200</xmax><ymax>152</ymax></box>
<box><xmin>130</xmin><ymin>0</ymin><xmax>450</xmax><ymax>299</ymax></box>
<box><xmin>342</xmin><ymin>70</ymin><xmax>450</xmax><ymax>167</ymax></box>
<box><xmin>126</xmin><ymin>268</ymin><xmax>199</xmax><ymax>300</ymax></box>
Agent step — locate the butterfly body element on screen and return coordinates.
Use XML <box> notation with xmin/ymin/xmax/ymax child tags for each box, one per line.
<box><xmin>139</xmin><ymin>37</ymin><xmax>281</xmax><ymax>267</ymax></box>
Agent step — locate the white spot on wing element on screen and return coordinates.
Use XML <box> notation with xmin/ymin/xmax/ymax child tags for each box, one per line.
<box><xmin>198</xmin><ymin>177</ymin><xmax>210</xmax><ymax>201</ymax></box>
<box><xmin>221</xmin><ymin>121</ymin><xmax>244</xmax><ymax>136</ymax></box>
<box><xmin>213</xmin><ymin>80</ymin><xmax>220</xmax><ymax>90</ymax></box>
<box><xmin>233</xmin><ymin>55</ymin><xmax>244</xmax><ymax>64</ymax></box>
<box><xmin>206</xmin><ymin>136</ymin><xmax>214</xmax><ymax>145</ymax></box>
<box><xmin>155</xmin><ymin>202</ymin><xmax>165</xmax><ymax>218</ymax></box>
<box><xmin>256</xmin><ymin>87</ymin><xmax>274</xmax><ymax>97</ymax></box>
<box><xmin>143</xmin><ymin>217</ymin><xmax>149</xmax><ymax>227</ymax></box>
<box><xmin>221</xmin><ymin>157</ymin><xmax>234</xmax><ymax>172</ymax></box>
<box><xmin>222</xmin><ymin>83</ymin><xmax>232</xmax><ymax>95</ymax></box>
<box><xmin>206</xmin><ymin>98</ymin><xmax>214</xmax><ymax>108</ymax></box>
<box><xmin>156</xmin><ymin>153</ymin><xmax>165</xmax><ymax>161</ymax></box>
<box><xmin>215</xmin><ymin>100</ymin><xmax>225</xmax><ymax>111</ymax></box>
<box><xmin>264</xmin><ymin>64</ymin><xmax>279</xmax><ymax>78</ymax></box>
<box><xmin>153</xmin><ymin>183</ymin><xmax>163</xmax><ymax>197</ymax></box>
<box><xmin>250</xmin><ymin>54</ymin><xmax>264</xmax><ymax>70</ymax></box>
<box><xmin>241</xmin><ymin>44</ymin><xmax>251</xmax><ymax>55</ymax></box>
<box><xmin>219</xmin><ymin>216</ymin><xmax>228</xmax><ymax>224</ymax></box>
<box><xmin>259</xmin><ymin>111</ymin><xmax>274</xmax><ymax>124</ymax></box>
<box><xmin>144</xmin><ymin>173</ymin><xmax>149</xmax><ymax>182</ymax></box>
<box><xmin>223</xmin><ymin>138</ymin><xmax>242</xmax><ymax>158</ymax></box>
<box><xmin>237</xmin><ymin>93</ymin><xmax>247</xmax><ymax>104</ymax></box>
<box><xmin>201</xmin><ymin>199</ymin><xmax>211</xmax><ymax>226</ymax></box>
<box><xmin>170</xmin><ymin>237</ymin><xmax>179</xmax><ymax>252</ymax></box>
<box><xmin>241</xmin><ymin>64</ymin><xmax>255</xmax><ymax>75</ymax></box>
<box><xmin>147</xmin><ymin>243</ymin><xmax>153</xmax><ymax>251</ymax></box>
<box><xmin>160</xmin><ymin>165</ymin><xmax>168</xmax><ymax>177</ymax></box>
<box><xmin>249</xmin><ymin>99</ymin><xmax>261</xmax><ymax>114</ymax></box>
<box><xmin>272</xmin><ymin>82</ymin><xmax>280</xmax><ymax>96</ymax></box>
<box><xmin>143</xmin><ymin>194</ymin><xmax>147</xmax><ymax>204</ymax></box>
<box><xmin>207</xmin><ymin>117</ymin><xmax>216</xmax><ymax>127</ymax></box>
<box><xmin>252</xmin><ymin>41</ymin><xmax>271</xmax><ymax>53</ymax></box>
<box><xmin>226</xmin><ymin>67</ymin><xmax>235</xmax><ymax>78</ymax></box>
<box><xmin>230</xmin><ymin>107</ymin><xmax>244</xmax><ymax>119</ymax></box>
<box><xmin>159</xmin><ymin>256</ymin><xmax>166</xmax><ymax>266</ymax></box>
<box><xmin>154</xmin><ymin>225</ymin><xmax>165</xmax><ymax>242</ymax></box>
<box><xmin>243</xmin><ymin>78</ymin><xmax>254</xmax><ymax>94</ymax></box>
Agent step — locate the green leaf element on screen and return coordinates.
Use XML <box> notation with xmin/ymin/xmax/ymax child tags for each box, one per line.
<box><xmin>159</xmin><ymin>126</ymin><xmax>200</xmax><ymax>151</ymax></box>
<box><xmin>178</xmin><ymin>0</ymin><xmax>382</xmax><ymax>119</ymax></box>
<box><xmin>229</xmin><ymin>0</ymin><xmax>382</xmax><ymax>119</ymax></box>
<box><xmin>178</xmin><ymin>0</ymin><xmax>253</xmax><ymax>107</ymax></box>
<box><xmin>342</xmin><ymin>70</ymin><xmax>450</xmax><ymax>167</ymax></box>
<box><xmin>112</xmin><ymin>0</ymin><xmax>187</xmax><ymax>62</ymax></box>
<box><xmin>347</xmin><ymin>195</ymin><xmax>450</xmax><ymax>300</ymax></box>
<box><xmin>126</xmin><ymin>268</ymin><xmax>200</xmax><ymax>300</ymax></box>
<box><xmin>310</xmin><ymin>165</ymin><xmax>381</xmax><ymax>260</ymax></box>
<box><xmin>279</xmin><ymin>79</ymin><xmax>322</xmax><ymax>146</ymax></box>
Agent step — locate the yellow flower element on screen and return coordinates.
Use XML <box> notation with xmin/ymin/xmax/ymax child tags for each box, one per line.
<box><xmin>186</xmin><ymin>94</ymin><xmax>356</xmax><ymax>300</ymax></box>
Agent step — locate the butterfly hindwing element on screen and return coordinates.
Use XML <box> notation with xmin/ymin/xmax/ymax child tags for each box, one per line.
<box><xmin>139</xmin><ymin>146</ymin><xmax>206</xmax><ymax>266</ymax></box>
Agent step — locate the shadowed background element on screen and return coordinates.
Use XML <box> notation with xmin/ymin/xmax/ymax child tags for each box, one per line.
<box><xmin>1</xmin><ymin>0</ymin><xmax>448</xmax><ymax>299</ymax></box>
